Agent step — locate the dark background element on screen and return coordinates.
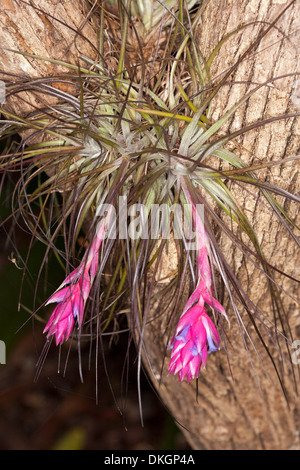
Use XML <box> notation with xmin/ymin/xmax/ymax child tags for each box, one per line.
<box><xmin>0</xmin><ymin>172</ymin><xmax>190</xmax><ymax>450</ymax></box>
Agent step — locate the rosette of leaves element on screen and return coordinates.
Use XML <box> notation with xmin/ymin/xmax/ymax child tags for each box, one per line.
<box><xmin>0</xmin><ymin>0</ymin><xmax>299</xmax><ymax>406</ymax></box>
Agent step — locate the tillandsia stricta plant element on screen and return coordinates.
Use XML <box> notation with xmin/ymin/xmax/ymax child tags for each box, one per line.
<box><xmin>0</xmin><ymin>0</ymin><xmax>299</xmax><ymax>417</ymax></box>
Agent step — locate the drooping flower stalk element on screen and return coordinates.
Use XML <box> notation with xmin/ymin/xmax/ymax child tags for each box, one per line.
<box><xmin>43</xmin><ymin>208</ymin><xmax>113</xmax><ymax>345</ymax></box>
<box><xmin>168</xmin><ymin>196</ymin><xmax>228</xmax><ymax>383</ymax></box>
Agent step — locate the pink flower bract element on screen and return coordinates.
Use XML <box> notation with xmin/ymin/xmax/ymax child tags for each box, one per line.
<box><xmin>168</xmin><ymin>197</ymin><xmax>228</xmax><ymax>383</ymax></box>
<box><xmin>43</xmin><ymin>269</ymin><xmax>90</xmax><ymax>345</ymax></box>
<box><xmin>168</xmin><ymin>286</ymin><xmax>223</xmax><ymax>383</ymax></box>
<box><xmin>43</xmin><ymin>209</ymin><xmax>112</xmax><ymax>345</ymax></box>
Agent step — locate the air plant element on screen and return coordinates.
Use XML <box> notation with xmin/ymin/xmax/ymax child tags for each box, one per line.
<box><xmin>0</xmin><ymin>0</ymin><xmax>299</xmax><ymax>413</ymax></box>
<box><xmin>168</xmin><ymin>192</ymin><xmax>229</xmax><ymax>383</ymax></box>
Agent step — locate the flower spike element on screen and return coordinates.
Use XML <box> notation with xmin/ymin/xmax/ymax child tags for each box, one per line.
<box><xmin>168</xmin><ymin>197</ymin><xmax>228</xmax><ymax>383</ymax></box>
<box><xmin>43</xmin><ymin>208</ymin><xmax>113</xmax><ymax>345</ymax></box>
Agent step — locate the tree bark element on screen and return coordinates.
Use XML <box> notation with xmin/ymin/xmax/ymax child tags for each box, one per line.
<box><xmin>142</xmin><ymin>0</ymin><xmax>300</xmax><ymax>450</ymax></box>
<box><xmin>1</xmin><ymin>0</ymin><xmax>299</xmax><ymax>450</ymax></box>
<box><xmin>0</xmin><ymin>0</ymin><xmax>98</xmax><ymax>115</ymax></box>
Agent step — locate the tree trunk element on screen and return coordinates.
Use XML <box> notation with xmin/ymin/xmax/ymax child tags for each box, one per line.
<box><xmin>1</xmin><ymin>0</ymin><xmax>299</xmax><ymax>450</ymax></box>
<box><xmin>142</xmin><ymin>0</ymin><xmax>300</xmax><ymax>450</ymax></box>
<box><xmin>0</xmin><ymin>0</ymin><xmax>98</xmax><ymax>115</ymax></box>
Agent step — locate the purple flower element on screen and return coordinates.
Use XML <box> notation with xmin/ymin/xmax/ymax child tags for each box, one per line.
<box><xmin>168</xmin><ymin>196</ymin><xmax>228</xmax><ymax>383</ymax></box>
<box><xmin>168</xmin><ymin>286</ymin><xmax>224</xmax><ymax>383</ymax></box>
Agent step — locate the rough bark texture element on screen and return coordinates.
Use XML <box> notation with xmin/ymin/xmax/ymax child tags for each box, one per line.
<box><xmin>0</xmin><ymin>0</ymin><xmax>299</xmax><ymax>450</ymax></box>
<box><xmin>0</xmin><ymin>0</ymin><xmax>98</xmax><ymax>114</ymax></box>
<box><xmin>142</xmin><ymin>0</ymin><xmax>300</xmax><ymax>450</ymax></box>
